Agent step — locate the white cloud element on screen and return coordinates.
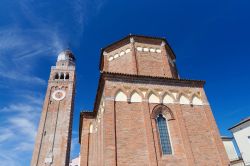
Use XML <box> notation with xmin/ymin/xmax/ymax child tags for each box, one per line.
<box><xmin>0</xmin><ymin>27</ymin><xmax>59</xmax><ymax>86</ymax></box>
<box><xmin>23</xmin><ymin>94</ymin><xmax>44</xmax><ymax>105</ymax></box>
<box><xmin>9</xmin><ymin>117</ymin><xmax>37</xmax><ymax>140</ymax></box>
<box><xmin>14</xmin><ymin>142</ymin><xmax>34</xmax><ymax>152</ymax></box>
<box><xmin>0</xmin><ymin>70</ymin><xmax>46</xmax><ymax>85</ymax></box>
<box><xmin>0</xmin><ymin>102</ymin><xmax>41</xmax><ymax>166</ymax></box>
<box><xmin>0</xmin><ymin>103</ymin><xmax>41</xmax><ymax>118</ymax></box>
<box><xmin>0</xmin><ymin>153</ymin><xmax>21</xmax><ymax>166</ymax></box>
<box><xmin>0</xmin><ymin>129</ymin><xmax>14</xmax><ymax>143</ymax></box>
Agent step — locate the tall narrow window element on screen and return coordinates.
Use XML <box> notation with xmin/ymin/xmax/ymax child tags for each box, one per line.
<box><xmin>157</xmin><ymin>114</ymin><xmax>172</xmax><ymax>155</ymax></box>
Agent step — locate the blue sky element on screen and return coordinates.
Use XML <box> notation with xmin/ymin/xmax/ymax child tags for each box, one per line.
<box><xmin>0</xmin><ymin>0</ymin><xmax>249</xmax><ymax>165</ymax></box>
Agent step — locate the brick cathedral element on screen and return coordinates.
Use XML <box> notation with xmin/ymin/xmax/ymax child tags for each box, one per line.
<box><xmin>31</xmin><ymin>35</ymin><xmax>230</xmax><ymax>166</ymax></box>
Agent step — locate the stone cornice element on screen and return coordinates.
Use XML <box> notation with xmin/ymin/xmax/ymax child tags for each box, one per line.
<box><xmin>102</xmin><ymin>71</ymin><xmax>205</xmax><ymax>87</ymax></box>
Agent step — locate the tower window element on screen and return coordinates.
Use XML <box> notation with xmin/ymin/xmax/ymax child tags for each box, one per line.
<box><xmin>157</xmin><ymin>114</ymin><xmax>172</xmax><ymax>155</ymax></box>
<box><xmin>54</xmin><ymin>73</ymin><xmax>59</xmax><ymax>79</ymax></box>
<box><xmin>65</xmin><ymin>73</ymin><xmax>69</xmax><ymax>79</ymax></box>
<box><xmin>60</xmin><ymin>73</ymin><xmax>64</xmax><ymax>79</ymax></box>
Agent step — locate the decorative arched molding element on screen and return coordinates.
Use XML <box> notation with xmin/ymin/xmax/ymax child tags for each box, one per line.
<box><xmin>148</xmin><ymin>92</ymin><xmax>160</xmax><ymax>103</ymax></box>
<box><xmin>108</xmin><ymin>47</ymin><xmax>132</xmax><ymax>62</ymax></box>
<box><xmin>130</xmin><ymin>88</ymin><xmax>145</xmax><ymax>99</ymax></box>
<box><xmin>191</xmin><ymin>95</ymin><xmax>203</xmax><ymax>105</ymax></box>
<box><xmin>130</xmin><ymin>91</ymin><xmax>142</xmax><ymax>103</ymax></box>
<box><xmin>115</xmin><ymin>90</ymin><xmax>127</xmax><ymax>102</ymax></box>
<box><xmin>111</xmin><ymin>87</ymin><xmax>128</xmax><ymax>97</ymax></box>
<box><xmin>179</xmin><ymin>93</ymin><xmax>190</xmax><ymax>105</ymax></box>
<box><xmin>162</xmin><ymin>93</ymin><xmax>175</xmax><ymax>104</ymax></box>
<box><xmin>151</xmin><ymin>104</ymin><xmax>174</xmax><ymax>120</ymax></box>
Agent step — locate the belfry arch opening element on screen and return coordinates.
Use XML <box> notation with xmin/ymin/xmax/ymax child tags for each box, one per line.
<box><xmin>65</xmin><ymin>73</ymin><xmax>69</xmax><ymax>79</ymax></box>
<box><xmin>54</xmin><ymin>73</ymin><xmax>59</xmax><ymax>79</ymax></box>
<box><xmin>60</xmin><ymin>73</ymin><xmax>64</xmax><ymax>79</ymax></box>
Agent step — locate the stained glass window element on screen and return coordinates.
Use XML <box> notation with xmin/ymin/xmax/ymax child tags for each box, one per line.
<box><xmin>157</xmin><ymin>114</ymin><xmax>172</xmax><ymax>155</ymax></box>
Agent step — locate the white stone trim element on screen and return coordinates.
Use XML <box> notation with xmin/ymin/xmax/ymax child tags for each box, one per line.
<box><xmin>114</xmin><ymin>54</ymin><xmax>119</xmax><ymax>59</ymax></box>
<box><xmin>137</xmin><ymin>47</ymin><xmax>142</xmax><ymax>51</ymax></box>
<box><xmin>192</xmin><ymin>96</ymin><xmax>203</xmax><ymax>105</ymax></box>
<box><xmin>125</xmin><ymin>48</ymin><xmax>131</xmax><ymax>53</ymax></box>
<box><xmin>163</xmin><ymin>94</ymin><xmax>174</xmax><ymax>104</ymax></box>
<box><xmin>120</xmin><ymin>51</ymin><xmax>125</xmax><ymax>56</ymax></box>
<box><xmin>108</xmin><ymin>48</ymin><xmax>131</xmax><ymax>62</ymax></box>
<box><xmin>143</xmin><ymin>47</ymin><xmax>149</xmax><ymax>52</ymax></box>
<box><xmin>149</xmin><ymin>93</ymin><xmax>160</xmax><ymax>103</ymax></box>
<box><xmin>156</xmin><ymin>49</ymin><xmax>161</xmax><ymax>53</ymax></box>
<box><xmin>150</xmin><ymin>48</ymin><xmax>156</xmax><ymax>53</ymax></box>
<box><xmin>179</xmin><ymin>95</ymin><xmax>190</xmax><ymax>104</ymax></box>
<box><xmin>136</xmin><ymin>46</ymin><xmax>162</xmax><ymax>54</ymax></box>
<box><xmin>115</xmin><ymin>91</ymin><xmax>127</xmax><ymax>102</ymax></box>
<box><xmin>130</xmin><ymin>92</ymin><xmax>142</xmax><ymax>102</ymax></box>
<box><xmin>108</xmin><ymin>57</ymin><xmax>114</xmax><ymax>61</ymax></box>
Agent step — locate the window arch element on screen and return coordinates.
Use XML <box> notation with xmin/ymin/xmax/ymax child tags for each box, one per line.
<box><xmin>54</xmin><ymin>73</ymin><xmax>59</xmax><ymax>79</ymax></box>
<box><xmin>156</xmin><ymin>114</ymin><xmax>172</xmax><ymax>155</ymax></box>
<box><xmin>65</xmin><ymin>73</ymin><xmax>69</xmax><ymax>79</ymax></box>
<box><xmin>151</xmin><ymin>105</ymin><xmax>174</xmax><ymax>155</ymax></box>
<box><xmin>59</xmin><ymin>73</ymin><xmax>64</xmax><ymax>79</ymax></box>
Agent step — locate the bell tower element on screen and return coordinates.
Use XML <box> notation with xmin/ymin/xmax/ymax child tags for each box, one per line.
<box><xmin>31</xmin><ymin>50</ymin><xmax>76</xmax><ymax>166</ymax></box>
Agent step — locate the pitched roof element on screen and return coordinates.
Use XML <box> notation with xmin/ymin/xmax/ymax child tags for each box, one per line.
<box><xmin>228</xmin><ymin>117</ymin><xmax>250</xmax><ymax>130</ymax></box>
<box><xmin>221</xmin><ymin>136</ymin><xmax>233</xmax><ymax>141</ymax></box>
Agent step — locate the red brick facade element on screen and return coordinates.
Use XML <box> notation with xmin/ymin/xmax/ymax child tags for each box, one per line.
<box><xmin>80</xmin><ymin>35</ymin><xmax>229</xmax><ymax>166</ymax></box>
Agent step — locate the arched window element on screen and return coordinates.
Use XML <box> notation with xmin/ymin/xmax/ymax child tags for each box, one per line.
<box><xmin>54</xmin><ymin>73</ymin><xmax>59</xmax><ymax>79</ymax></box>
<box><xmin>59</xmin><ymin>73</ymin><xmax>64</xmax><ymax>79</ymax></box>
<box><xmin>156</xmin><ymin>114</ymin><xmax>172</xmax><ymax>155</ymax></box>
<box><xmin>65</xmin><ymin>73</ymin><xmax>69</xmax><ymax>79</ymax></box>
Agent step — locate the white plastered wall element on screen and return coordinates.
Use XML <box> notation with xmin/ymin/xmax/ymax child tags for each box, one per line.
<box><xmin>231</xmin><ymin>120</ymin><xmax>250</xmax><ymax>166</ymax></box>
<box><xmin>222</xmin><ymin>140</ymin><xmax>239</xmax><ymax>161</ymax></box>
